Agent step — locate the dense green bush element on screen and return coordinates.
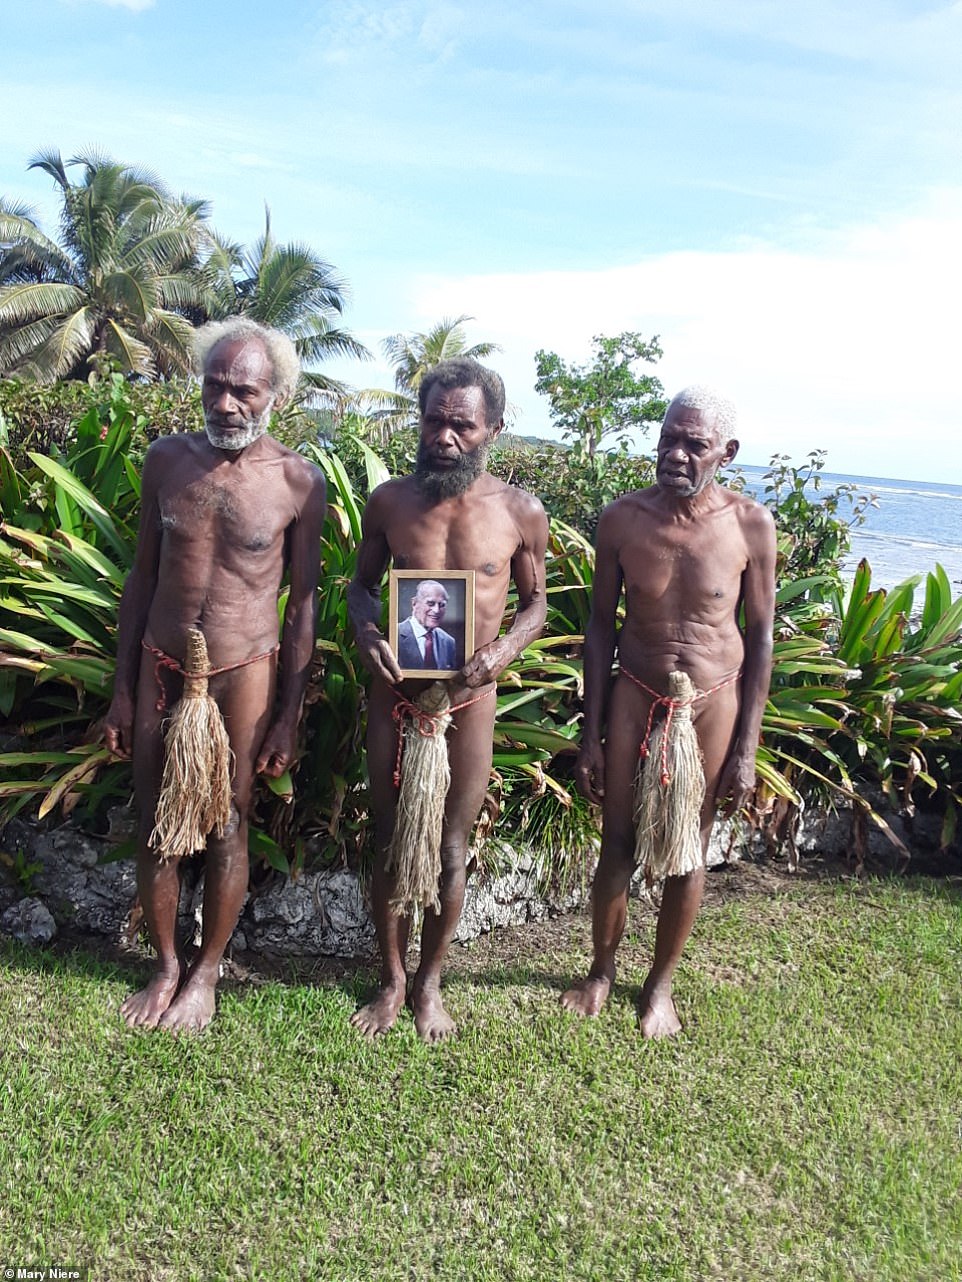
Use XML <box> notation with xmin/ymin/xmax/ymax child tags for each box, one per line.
<box><xmin>327</xmin><ymin>422</ymin><xmax>653</xmax><ymax>541</ymax></box>
<box><xmin>0</xmin><ymin>391</ymin><xmax>598</xmax><ymax>877</ymax></box>
<box><xmin>1</xmin><ymin>385</ymin><xmax>959</xmax><ymax>877</ymax></box>
<box><xmin>0</xmin><ymin>374</ymin><xmax>201</xmax><ymax>463</ymax></box>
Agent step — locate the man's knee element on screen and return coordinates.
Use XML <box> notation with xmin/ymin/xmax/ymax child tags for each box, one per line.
<box><xmin>598</xmin><ymin>820</ymin><xmax>636</xmax><ymax>872</ymax></box>
<box><xmin>437</xmin><ymin>842</ymin><xmax>468</xmax><ymax>896</ymax></box>
<box><xmin>594</xmin><ymin>846</ymin><xmax>635</xmax><ymax>897</ymax></box>
<box><xmin>204</xmin><ymin>806</ymin><xmax>249</xmax><ymax>863</ymax></box>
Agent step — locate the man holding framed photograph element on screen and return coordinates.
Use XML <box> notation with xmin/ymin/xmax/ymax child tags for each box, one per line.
<box><xmin>347</xmin><ymin>358</ymin><xmax>549</xmax><ymax>1042</ymax></box>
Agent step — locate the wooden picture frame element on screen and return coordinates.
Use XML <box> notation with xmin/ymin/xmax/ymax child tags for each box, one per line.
<box><xmin>388</xmin><ymin>570</ymin><xmax>476</xmax><ymax>679</ymax></box>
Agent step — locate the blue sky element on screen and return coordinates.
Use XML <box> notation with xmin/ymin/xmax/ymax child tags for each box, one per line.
<box><xmin>3</xmin><ymin>0</ymin><xmax>961</xmax><ymax>481</ymax></box>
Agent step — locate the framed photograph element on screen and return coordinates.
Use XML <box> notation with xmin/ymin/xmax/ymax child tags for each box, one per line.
<box><xmin>388</xmin><ymin>569</ymin><xmax>476</xmax><ymax>679</ymax></box>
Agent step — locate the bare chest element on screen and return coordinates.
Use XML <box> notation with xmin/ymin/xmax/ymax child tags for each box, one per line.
<box><xmin>621</xmin><ymin>513</ymin><xmax>748</xmax><ymax>603</ymax></box>
<box><xmin>158</xmin><ymin>472</ymin><xmax>290</xmax><ymax>555</ymax></box>
<box><xmin>386</xmin><ymin>502</ymin><xmax>519</xmax><ymax>585</ymax></box>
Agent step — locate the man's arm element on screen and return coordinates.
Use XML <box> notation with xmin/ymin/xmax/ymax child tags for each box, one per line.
<box><xmin>255</xmin><ymin>461</ymin><xmax>327</xmax><ymax>777</ymax></box>
<box><xmin>715</xmin><ymin>503</ymin><xmax>777</xmax><ymax>816</ymax></box>
<box><xmin>573</xmin><ymin>503</ymin><xmax>624</xmax><ymax>805</ymax></box>
<box><xmin>459</xmin><ymin>493</ymin><xmax>549</xmax><ymax>688</ymax></box>
<box><xmin>346</xmin><ymin>484</ymin><xmax>404</xmax><ymax>686</ymax></box>
<box><xmin>103</xmin><ymin>443</ymin><xmax>165</xmax><ymax>759</ymax></box>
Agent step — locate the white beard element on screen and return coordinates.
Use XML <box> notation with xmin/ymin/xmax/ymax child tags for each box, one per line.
<box><xmin>204</xmin><ymin>401</ymin><xmax>274</xmax><ymax>452</ymax></box>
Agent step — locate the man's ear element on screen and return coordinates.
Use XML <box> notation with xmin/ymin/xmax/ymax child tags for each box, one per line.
<box><xmin>488</xmin><ymin>417</ymin><xmax>505</xmax><ymax>442</ymax></box>
<box><xmin>723</xmin><ymin>437</ymin><xmax>739</xmax><ymax>466</ymax></box>
<box><xmin>272</xmin><ymin>392</ymin><xmax>289</xmax><ymax>413</ymax></box>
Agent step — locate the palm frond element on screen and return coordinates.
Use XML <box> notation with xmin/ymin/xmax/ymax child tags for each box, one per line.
<box><xmin>0</xmin><ymin>281</ymin><xmax>86</xmax><ymax>324</ymax></box>
<box><xmin>103</xmin><ymin>318</ymin><xmax>155</xmax><ymax>377</ymax></box>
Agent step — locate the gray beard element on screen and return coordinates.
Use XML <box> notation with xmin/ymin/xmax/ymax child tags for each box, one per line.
<box><xmin>204</xmin><ymin>403</ymin><xmax>273</xmax><ymax>452</ymax></box>
<box><xmin>415</xmin><ymin>439</ymin><xmax>489</xmax><ymax>499</ymax></box>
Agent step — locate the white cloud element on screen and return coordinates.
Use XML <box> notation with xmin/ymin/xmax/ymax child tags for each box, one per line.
<box><xmin>395</xmin><ymin>189</ymin><xmax>962</xmax><ymax>480</ymax></box>
<box><xmin>66</xmin><ymin>0</ymin><xmax>156</xmax><ymax>10</ymax></box>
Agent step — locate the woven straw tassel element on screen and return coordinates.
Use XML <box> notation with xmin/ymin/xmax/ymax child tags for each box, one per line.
<box><xmin>633</xmin><ymin>670</ymin><xmax>705</xmax><ymax>883</ymax></box>
<box><xmin>149</xmin><ymin>627</ymin><xmax>234</xmax><ymax>862</ymax></box>
<box><xmin>387</xmin><ymin>681</ymin><xmax>452</xmax><ymax>913</ymax></box>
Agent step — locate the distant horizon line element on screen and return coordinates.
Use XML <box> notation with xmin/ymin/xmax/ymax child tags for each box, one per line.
<box><xmin>499</xmin><ymin>433</ymin><xmax>961</xmax><ymax>489</ymax></box>
<box><xmin>733</xmin><ymin>460</ymin><xmax>962</xmax><ymax>489</ymax></box>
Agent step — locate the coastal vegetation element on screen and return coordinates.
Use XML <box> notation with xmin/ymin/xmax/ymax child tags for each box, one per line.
<box><xmin>1</xmin><ymin>148</ymin><xmax>959</xmax><ymax>876</ymax></box>
<box><xmin>1</xmin><ymin>375</ymin><xmax>960</xmax><ymax>879</ymax></box>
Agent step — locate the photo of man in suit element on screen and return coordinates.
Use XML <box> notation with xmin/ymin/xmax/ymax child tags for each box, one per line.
<box><xmin>396</xmin><ymin>580</ymin><xmax>459</xmax><ymax>670</ymax></box>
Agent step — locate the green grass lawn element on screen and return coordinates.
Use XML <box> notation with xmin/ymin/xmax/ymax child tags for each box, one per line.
<box><xmin>1</xmin><ymin>872</ymin><xmax>960</xmax><ymax>1281</ymax></box>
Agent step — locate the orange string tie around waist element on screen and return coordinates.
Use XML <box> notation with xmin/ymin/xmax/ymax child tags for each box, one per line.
<box><xmin>391</xmin><ymin>686</ymin><xmax>495</xmax><ymax>789</ymax></box>
<box><xmin>142</xmin><ymin>640</ymin><xmax>280</xmax><ymax>712</ymax></box>
<box><xmin>620</xmin><ymin>666</ymin><xmax>742</xmax><ymax>787</ymax></box>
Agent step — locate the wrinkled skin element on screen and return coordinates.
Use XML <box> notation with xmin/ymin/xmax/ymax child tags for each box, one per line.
<box><xmin>348</xmin><ymin>381</ymin><xmax>549</xmax><ymax>1043</ymax></box>
<box><xmin>562</xmin><ymin>403</ymin><xmax>776</xmax><ymax>1037</ymax></box>
<box><xmin>105</xmin><ymin>337</ymin><xmax>325</xmax><ymax>1033</ymax></box>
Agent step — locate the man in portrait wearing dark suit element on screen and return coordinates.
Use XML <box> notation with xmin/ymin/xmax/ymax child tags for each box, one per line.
<box><xmin>396</xmin><ymin>579</ymin><xmax>458</xmax><ymax>670</ymax></box>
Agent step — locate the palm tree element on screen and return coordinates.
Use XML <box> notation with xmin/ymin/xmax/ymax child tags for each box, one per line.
<box><xmin>0</xmin><ymin>150</ymin><xmax>209</xmax><ymax>382</ymax></box>
<box><xmin>345</xmin><ymin>314</ymin><xmax>503</xmax><ymax>439</ymax></box>
<box><xmin>202</xmin><ymin>210</ymin><xmax>369</xmax><ymax>393</ymax></box>
<box><xmin>382</xmin><ymin>314</ymin><xmax>500</xmax><ymax>399</ymax></box>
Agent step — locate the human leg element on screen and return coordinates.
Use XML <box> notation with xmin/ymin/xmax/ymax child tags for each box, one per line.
<box><xmin>561</xmin><ymin>676</ymin><xmax>646</xmax><ymax>1017</ymax></box>
<box><xmin>409</xmin><ymin>688</ymin><xmax>497</xmax><ymax>1042</ymax></box>
<box><xmin>122</xmin><ymin>657</ymin><xmax>187</xmax><ymax>1028</ymax></box>
<box><xmin>351</xmin><ymin>680</ymin><xmax>412</xmax><ymax>1037</ymax></box>
<box><xmin>159</xmin><ymin>657</ymin><xmax>275</xmax><ymax>1033</ymax></box>
<box><xmin>637</xmin><ymin>683</ymin><xmax>739</xmax><ymax>1038</ymax></box>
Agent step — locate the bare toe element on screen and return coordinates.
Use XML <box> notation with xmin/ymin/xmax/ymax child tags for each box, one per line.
<box><xmin>411</xmin><ymin>985</ymin><xmax>456</xmax><ymax>1043</ymax></box>
<box><xmin>560</xmin><ymin>972</ymin><xmax>612</xmax><ymax>1018</ymax></box>
<box><xmin>121</xmin><ymin>967</ymin><xmax>183</xmax><ymax>1030</ymax></box>
<box><xmin>158</xmin><ymin>975</ymin><xmax>217</xmax><ymax>1034</ymax></box>
<box><xmin>638</xmin><ymin>986</ymin><xmax>682</xmax><ymax>1039</ymax></box>
<box><xmin>350</xmin><ymin>983</ymin><xmax>405</xmax><ymax>1039</ymax></box>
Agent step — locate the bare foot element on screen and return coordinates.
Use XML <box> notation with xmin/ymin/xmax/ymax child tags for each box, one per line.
<box><xmin>158</xmin><ymin>972</ymin><xmax>217</xmax><ymax>1034</ymax></box>
<box><xmin>410</xmin><ymin>982</ymin><xmax>456</xmax><ymax>1044</ymax></box>
<box><xmin>121</xmin><ymin>963</ymin><xmax>184</xmax><ymax>1029</ymax></box>
<box><xmin>350</xmin><ymin>980</ymin><xmax>406</xmax><ymax>1038</ymax></box>
<box><xmin>560</xmin><ymin>970</ymin><xmax>613</xmax><ymax>1017</ymax></box>
<box><xmin>638</xmin><ymin>985</ymin><xmax>682</xmax><ymax>1039</ymax></box>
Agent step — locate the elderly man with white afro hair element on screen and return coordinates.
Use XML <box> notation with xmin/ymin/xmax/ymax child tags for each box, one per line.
<box><xmin>193</xmin><ymin>318</ymin><xmax>301</xmax><ymax>404</ymax></box>
<box><xmin>665</xmin><ymin>384</ymin><xmax>738</xmax><ymax>439</ymax></box>
<box><xmin>562</xmin><ymin>376</ymin><xmax>776</xmax><ymax>1039</ymax></box>
<box><xmin>104</xmin><ymin>312</ymin><xmax>326</xmax><ymax>1034</ymax></box>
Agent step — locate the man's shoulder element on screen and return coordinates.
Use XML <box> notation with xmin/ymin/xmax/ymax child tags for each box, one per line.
<box><xmin>146</xmin><ymin>430</ymin><xmax>202</xmax><ymax>457</ymax></box>
<box><xmin>258</xmin><ymin>436</ymin><xmax>325</xmax><ymax>492</ymax></box>
<box><xmin>485</xmin><ymin>474</ymin><xmax>547</xmax><ymax>522</ymax></box>
<box><xmin>366</xmin><ymin>474</ymin><xmax>418</xmax><ymax>519</ymax></box>
<box><xmin>379</xmin><ymin>472</ymin><xmax>419</xmax><ymax>492</ymax></box>
<box><xmin>724</xmin><ymin>486</ymin><xmax>775</xmax><ymax>528</ymax></box>
<box><xmin>599</xmin><ymin>488</ymin><xmax>656</xmax><ymax>524</ymax></box>
<box><xmin>142</xmin><ymin>431</ymin><xmax>205</xmax><ymax>477</ymax></box>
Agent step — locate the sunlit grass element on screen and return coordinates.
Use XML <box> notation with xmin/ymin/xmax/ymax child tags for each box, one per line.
<box><xmin>1</xmin><ymin>876</ymin><xmax>959</xmax><ymax>1281</ymax></box>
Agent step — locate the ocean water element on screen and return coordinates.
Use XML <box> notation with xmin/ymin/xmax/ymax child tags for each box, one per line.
<box><xmin>735</xmin><ymin>465</ymin><xmax>962</xmax><ymax>593</ymax></box>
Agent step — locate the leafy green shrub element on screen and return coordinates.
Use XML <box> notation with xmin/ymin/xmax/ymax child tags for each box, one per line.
<box><xmin>737</xmin><ymin>450</ymin><xmax>876</xmax><ymax>585</ymax></box>
<box><xmin>2</xmin><ymin>386</ymin><xmax>959</xmax><ymax>881</ymax></box>
<box><xmin>0</xmin><ymin>409</ymin><xmax>602</xmax><ymax>883</ymax></box>
<box><xmin>0</xmin><ymin>374</ymin><xmax>202</xmax><ymax>463</ymax></box>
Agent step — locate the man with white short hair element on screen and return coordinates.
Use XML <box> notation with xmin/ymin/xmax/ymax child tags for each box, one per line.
<box><xmin>562</xmin><ymin>386</ymin><xmax>776</xmax><ymax>1036</ymax></box>
<box><xmin>105</xmin><ymin>319</ymin><xmax>326</xmax><ymax>1033</ymax></box>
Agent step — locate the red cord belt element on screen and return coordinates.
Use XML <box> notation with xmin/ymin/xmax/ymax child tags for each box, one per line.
<box><xmin>620</xmin><ymin>665</ymin><xmax>741</xmax><ymax>786</ymax></box>
<box><xmin>142</xmin><ymin>640</ymin><xmax>280</xmax><ymax>712</ymax></box>
<box><xmin>391</xmin><ymin>686</ymin><xmax>495</xmax><ymax>788</ymax></box>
